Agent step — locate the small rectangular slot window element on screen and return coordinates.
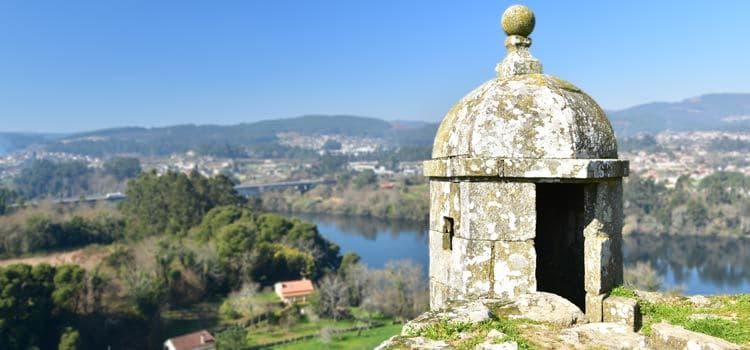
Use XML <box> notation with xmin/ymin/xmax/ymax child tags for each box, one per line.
<box><xmin>442</xmin><ymin>216</ymin><xmax>454</xmax><ymax>250</ymax></box>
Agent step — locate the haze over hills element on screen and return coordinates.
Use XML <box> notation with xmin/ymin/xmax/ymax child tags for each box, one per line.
<box><xmin>0</xmin><ymin>115</ymin><xmax>439</xmax><ymax>157</ymax></box>
<box><xmin>608</xmin><ymin>93</ymin><xmax>750</xmax><ymax>136</ymax></box>
<box><xmin>2</xmin><ymin>93</ymin><xmax>750</xmax><ymax>156</ymax></box>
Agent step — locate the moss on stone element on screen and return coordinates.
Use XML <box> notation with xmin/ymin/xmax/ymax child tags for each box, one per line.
<box><xmin>610</xmin><ymin>285</ymin><xmax>638</xmax><ymax>298</ymax></box>
<box><xmin>634</xmin><ymin>292</ymin><xmax>750</xmax><ymax>345</ymax></box>
<box><xmin>411</xmin><ymin>317</ymin><xmax>537</xmax><ymax>350</ymax></box>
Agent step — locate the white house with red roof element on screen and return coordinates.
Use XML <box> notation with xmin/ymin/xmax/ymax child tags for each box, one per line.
<box><xmin>274</xmin><ymin>278</ymin><xmax>315</xmax><ymax>304</ymax></box>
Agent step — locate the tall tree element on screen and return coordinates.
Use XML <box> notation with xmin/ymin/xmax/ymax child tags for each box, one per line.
<box><xmin>313</xmin><ymin>274</ymin><xmax>350</xmax><ymax>321</ymax></box>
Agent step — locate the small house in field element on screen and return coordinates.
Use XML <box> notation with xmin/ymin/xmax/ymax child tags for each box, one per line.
<box><xmin>163</xmin><ymin>330</ymin><xmax>215</xmax><ymax>350</ymax></box>
<box><xmin>379</xmin><ymin>181</ymin><xmax>396</xmax><ymax>190</ymax></box>
<box><xmin>274</xmin><ymin>279</ymin><xmax>315</xmax><ymax>304</ymax></box>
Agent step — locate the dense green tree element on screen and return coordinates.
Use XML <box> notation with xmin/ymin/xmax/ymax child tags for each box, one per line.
<box><xmin>353</xmin><ymin>169</ymin><xmax>378</xmax><ymax>189</ymax></box>
<box><xmin>124</xmin><ymin>269</ymin><xmax>166</xmax><ymax>320</ymax></box>
<box><xmin>340</xmin><ymin>252</ymin><xmax>362</xmax><ymax>275</ymax></box>
<box><xmin>192</xmin><ymin>205</ymin><xmax>254</xmax><ymax>241</ymax></box>
<box><xmin>0</xmin><ymin>188</ymin><xmax>16</xmax><ymax>215</ymax></box>
<box><xmin>0</xmin><ymin>213</ymin><xmax>122</xmax><ymax>257</ymax></box>
<box><xmin>0</xmin><ymin>264</ymin><xmax>57</xmax><ymax>349</ymax></box>
<box><xmin>120</xmin><ymin>170</ymin><xmax>245</xmax><ymax>237</ymax></box>
<box><xmin>103</xmin><ymin>157</ymin><xmax>142</xmax><ymax>180</ymax></box>
<box><xmin>53</xmin><ymin>265</ymin><xmax>87</xmax><ymax>315</ymax></box>
<box><xmin>216</xmin><ymin>326</ymin><xmax>247</xmax><ymax>350</ymax></box>
<box><xmin>700</xmin><ymin>171</ymin><xmax>750</xmax><ymax>205</ymax></box>
<box><xmin>216</xmin><ymin>221</ymin><xmax>258</xmax><ymax>268</ymax></box>
<box><xmin>15</xmin><ymin>159</ymin><xmax>92</xmax><ymax>199</ymax></box>
<box><xmin>624</xmin><ymin>175</ymin><xmax>667</xmax><ymax>215</ymax></box>
<box><xmin>686</xmin><ymin>200</ymin><xmax>710</xmax><ymax>230</ymax></box>
<box><xmin>58</xmin><ymin>327</ymin><xmax>80</xmax><ymax>350</ymax></box>
<box><xmin>247</xmin><ymin>242</ymin><xmax>315</xmax><ymax>284</ymax></box>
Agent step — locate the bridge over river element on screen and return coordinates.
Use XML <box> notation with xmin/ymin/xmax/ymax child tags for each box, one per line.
<box><xmin>48</xmin><ymin>178</ymin><xmax>335</xmax><ymax>205</ymax></box>
<box><xmin>234</xmin><ymin>178</ymin><xmax>335</xmax><ymax>197</ymax></box>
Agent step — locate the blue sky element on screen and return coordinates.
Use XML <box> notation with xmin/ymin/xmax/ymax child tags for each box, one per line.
<box><xmin>0</xmin><ymin>0</ymin><xmax>748</xmax><ymax>133</ymax></box>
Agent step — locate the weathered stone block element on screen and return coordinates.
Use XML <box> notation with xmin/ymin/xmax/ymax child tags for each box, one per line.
<box><xmin>495</xmin><ymin>292</ymin><xmax>583</xmax><ymax>326</ymax></box>
<box><xmin>423</xmin><ymin>159</ymin><xmax>448</xmax><ymax>177</ymax></box>
<box><xmin>603</xmin><ymin>296</ymin><xmax>640</xmax><ymax>331</ymax></box>
<box><xmin>458</xmin><ymin>181</ymin><xmax>535</xmax><ymax>241</ymax></box>
<box><xmin>594</xmin><ymin>180</ymin><xmax>624</xmax><ymax>236</ymax></box>
<box><xmin>560</xmin><ymin>323</ymin><xmax>648</xmax><ymax>350</ymax></box>
<box><xmin>452</xmin><ymin>157</ymin><xmax>502</xmax><ymax>177</ymax></box>
<box><xmin>429</xmin><ymin>181</ymin><xmax>461</xmax><ymax>233</ymax></box>
<box><xmin>429</xmin><ymin>279</ymin><xmax>452</xmax><ymax>310</ymax></box>
<box><xmin>585</xmin><ymin>292</ymin><xmax>606</xmax><ymax>322</ymax></box>
<box><xmin>424</xmin><ymin>158</ymin><xmax>628</xmax><ymax>179</ymax></box>
<box><xmin>493</xmin><ymin>240</ymin><xmax>536</xmax><ymax>299</ymax></box>
<box><xmin>428</xmin><ymin>230</ymin><xmax>451</xmax><ymax>285</ymax></box>
<box><xmin>649</xmin><ymin>321</ymin><xmax>740</xmax><ymax>350</ymax></box>
<box><xmin>584</xmin><ymin>220</ymin><xmax>621</xmax><ymax>295</ymax></box>
<box><xmin>449</xmin><ymin>237</ymin><xmax>494</xmax><ymax>297</ymax></box>
<box><xmin>502</xmin><ymin>158</ymin><xmax>628</xmax><ymax>179</ymax></box>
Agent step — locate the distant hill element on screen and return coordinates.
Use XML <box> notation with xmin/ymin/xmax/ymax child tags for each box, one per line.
<box><xmin>38</xmin><ymin>115</ymin><xmax>436</xmax><ymax>157</ymax></box>
<box><xmin>4</xmin><ymin>93</ymin><xmax>749</xmax><ymax>157</ymax></box>
<box><xmin>608</xmin><ymin>93</ymin><xmax>750</xmax><ymax>136</ymax></box>
<box><xmin>0</xmin><ymin>132</ymin><xmax>63</xmax><ymax>155</ymax></box>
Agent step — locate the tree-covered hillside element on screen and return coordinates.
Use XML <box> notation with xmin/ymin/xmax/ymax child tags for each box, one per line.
<box><xmin>42</xmin><ymin>115</ymin><xmax>425</xmax><ymax>157</ymax></box>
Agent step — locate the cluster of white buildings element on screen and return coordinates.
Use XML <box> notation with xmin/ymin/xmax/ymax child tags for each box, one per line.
<box><xmin>623</xmin><ymin>131</ymin><xmax>750</xmax><ymax>187</ymax></box>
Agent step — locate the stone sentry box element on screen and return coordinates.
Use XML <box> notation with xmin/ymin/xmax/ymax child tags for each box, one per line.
<box><xmin>423</xmin><ymin>5</ymin><xmax>629</xmax><ymax>322</ymax></box>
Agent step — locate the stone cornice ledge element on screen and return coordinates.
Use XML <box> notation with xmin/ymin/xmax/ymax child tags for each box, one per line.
<box><xmin>423</xmin><ymin>158</ymin><xmax>629</xmax><ymax>179</ymax></box>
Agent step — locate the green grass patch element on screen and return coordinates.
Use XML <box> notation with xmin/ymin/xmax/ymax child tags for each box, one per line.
<box><xmin>409</xmin><ymin>317</ymin><xmax>536</xmax><ymax>350</ymax></box>
<box><xmin>248</xmin><ymin>319</ymin><xmax>360</xmax><ymax>345</ymax></box>
<box><xmin>273</xmin><ymin>323</ymin><xmax>403</xmax><ymax>350</ymax></box>
<box><xmin>609</xmin><ymin>285</ymin><xmax>637</xmax><ymax>298</ymax></box>
<box><xmin>255</xmin><ymin>290</ymin><xmax>282</xmax><ymax>303</ymax></box>
<box><xmin>638</xmin><ymin>293</ymin><xmax>750</xmax><ymax>345</ymax></box>
<box><xmin>415</xmin><ymin>319</ymin><xmax>472</xmax><ymax>341</ymax></box>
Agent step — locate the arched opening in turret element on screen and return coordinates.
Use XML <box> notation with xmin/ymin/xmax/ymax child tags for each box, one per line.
<box><xmin>535</xmin><ymin>183</ymin><xmax>586</xmax><ymax>311</ymax></box>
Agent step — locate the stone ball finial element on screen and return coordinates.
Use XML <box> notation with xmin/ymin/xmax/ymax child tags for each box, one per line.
<box><xmin>501</xmin><ymin>5</ymin><xmax>535</xmax><ymax>37</ymax></box>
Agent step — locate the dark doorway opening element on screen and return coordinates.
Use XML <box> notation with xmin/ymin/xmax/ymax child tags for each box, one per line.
<box><xmin>535</xmin><ymin>183</ymin><xmax>586</xmax><ymax>311</ymax></box>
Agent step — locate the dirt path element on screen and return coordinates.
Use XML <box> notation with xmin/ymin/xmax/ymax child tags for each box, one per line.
<box><xmin>0</xmin><ymin>246</ymin><xmax>110</xmax><ymax>270</ymax></box>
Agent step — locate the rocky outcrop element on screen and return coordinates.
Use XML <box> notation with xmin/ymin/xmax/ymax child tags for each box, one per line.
<box><xmin>602</xmin><ymin>296</ymin><xmax>641</xmax><ymax>330</ymax></box>
<box><xmin>494</xmin><ymin>292</ymin><xmax>585</xmax><ymax>327</ymax></box>
<box><xmin>401</xmin><ymin>300</ymin><xmax>492</xmax><ymax>335</ymax></box>
<box><xmin>559</xmin><ymin>322</ymin><xmax>648</xmax><ymax>349</ymax></box>
<box><xmin>376</xmin><ymin>293</ymin><xmax>745</xmax><ymax>350</ymax></box>
<box><xmin>649</xmin><ymin>322</ymin><xmax>740</xmax><ymax>350</ymax></box>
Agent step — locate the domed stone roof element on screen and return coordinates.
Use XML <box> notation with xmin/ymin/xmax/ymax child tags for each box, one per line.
<box><xmin>433</xmin><ymin>5</ymin><xmax>617</xmax><ymax>160</ymax></box>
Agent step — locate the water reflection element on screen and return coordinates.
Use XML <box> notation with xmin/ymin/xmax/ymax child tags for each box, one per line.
<box><xmin>286</xmin><ymin>213</ymin><xmax>429</xmax><ymax>270</ymax></box>
<box><xmin>623</xmin><ymin>234</ymin><xmax>750</xmax><ymax>294</ymax></box>
<box><xmin>286</xmin><ymin>212</ymin><xmax>750</xmax><ymax>295</ymax></box>
<box><xmin>289</xmin><ymin>212</ymin><xmax>428</xmax><ymax>242</ymax></box>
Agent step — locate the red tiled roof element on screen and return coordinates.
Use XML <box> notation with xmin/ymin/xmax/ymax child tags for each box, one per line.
<box><xmin>278</xmin><ymin>279</ymin><xmax>314</xmax><ymax>298</ymax></box>
<box><xmin>168</xmin><ymin>330</ymin><xmax>215</xmax><ymax>350</ymax></box>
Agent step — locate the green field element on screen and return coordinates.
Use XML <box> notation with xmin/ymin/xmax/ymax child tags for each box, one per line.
<box><xmin>273</xmin><ymin>323</ymin><xmax>402</xmax><ymax>350</ymax></box>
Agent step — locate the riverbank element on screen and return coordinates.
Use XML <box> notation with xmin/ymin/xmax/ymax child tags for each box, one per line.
<box><xmin>260</xmin><ymin>180</ymin><xmax>429</xmax><ymax>222</ymax></box>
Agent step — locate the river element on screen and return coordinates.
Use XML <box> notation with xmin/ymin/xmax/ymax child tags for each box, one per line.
<box><xmin>289</xmin><ymin>213</ymin><xmax>750</xmax><ymax>296</ymax></box>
